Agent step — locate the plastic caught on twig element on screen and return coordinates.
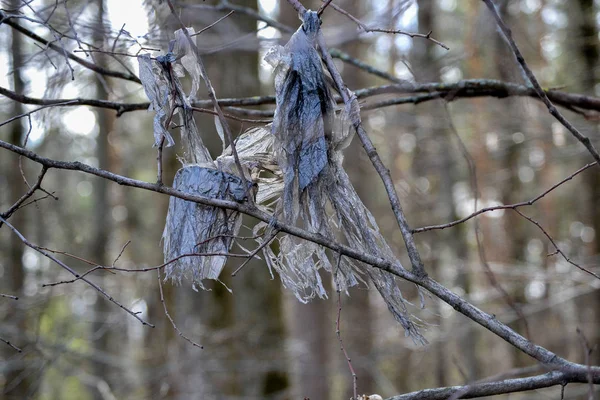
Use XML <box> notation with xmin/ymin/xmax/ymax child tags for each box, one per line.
<box><xmin>137</xmin><ymin>29</ymin><xmax>212</xmax><ymax>164</ymax></box>
<box><xmin>138</xmin><ymin>53</ymin><xmax>174</xmax><ymax>148</ymax></box>
<box><xmin>260</xmin><ymin>10</ymin><xmax>426</xmax><ymax>342</ymax></box>
<box><xmin>155</xmin><ymin>27</ymin><xmax>253</xmax><ymax>289</ymax></box>
<box><xmin>265</xmin><ymin>10</ymin><xmax>336</xmax><ymax>224</ymax></box>
<box><xmin>163</xmin><ymin>166</ymin><xmax>252</xmax><ymax>288</ymax></box>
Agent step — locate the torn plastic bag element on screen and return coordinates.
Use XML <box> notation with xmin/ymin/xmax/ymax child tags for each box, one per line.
<box><xmin>266</xmin><ymin>10</ymin><xmax>336</xmax><ymax>223</ymax></box>
<box><xmin>262</xmin><ymin>11</ymin><xmax>426</xmax><ymax>343</ymax></box>
<box><xmin>163</xmin><ymin>165</ymin><xmax>253</xmax><ymax>287</ymax></box>
<box><xmin>137</xmin><ymin>33</ymin><xmax>212</xmax><ymax>164</ymax></box>
<box><xmin>141</xmin><ymin>25</ymin><xmax>255</xmax><ymax>289</ymax></box>
<box><xmin>138</xmin><ymin>53</ymin><xmax>174</xmax><ymax>148</ymax></box>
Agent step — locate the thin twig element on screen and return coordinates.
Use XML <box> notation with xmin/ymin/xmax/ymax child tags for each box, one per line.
<box><xmin>17</xmin><ymin>193</ymin><xmax>55</xmax><ymax>210</ymax></box>
<box><xmin>0</xmin><ymin>216</ymin><xmax>154</xmax><ymax>327</ymax></box>
<box><xmin>446</xmin><ymin>104</ymin><xmax>532</xmax><ymax>339</ymax></box>
<box><xmin>576</xmin><ymin>328</ymin><xmax>597</xmax><ymax>400</ymax></box>
<box><xmin>231</xmin><ymin>230</ymin><xmax>278</xmax><ymax>276</ymax></box>
<box><xmin>157</xmin><ymin>135</ymin><xmax>166</xmax><ymax>185</ymax></box>
<box><xmin>0</xmin><ymin>101</ymin><xmax>78</xmax><ymax>129</ymax></box>
<box><xmin>321</xmin><ymin>0</ymin><xmax>448</xmax><ymax>50</ymax></box>
<box><xmin>165</xmin><ymin>0</ymin><xmax>251</xmax><ymax>199</ymax></box>
<box><xmin>38</xmin><ymin>246</ymin><xmax>100</xmax><ymax>267</ymax></box>
<box><xmin>195</xmin><ymin>232</ymin><xmax>266</xmax><ymax>248</ymax></box>
<box><xmin>514</xmin><ymin>209</ymin><xmax>600</xmax><ymax>280</ymax></box>
<box><xmin>157</xmin><ymin>269</ymin><xmax>203</xmax><ymax>349</ymax></box>
<box><xmin>16</xmin><ymin>3</ymin><xmax>76</xmax><ymax>79</ymax></box>
<box><xmin>329</xmin><ymin>48</ymin><xmax>404</xmax><ymax>84</ymax></box>
<box><xmin>191</xmin><ymin>10</ymin><xmax>235</xmax><ymax>37</ymax></box>
<box><xmin>74</xmin><ymin>49</ymin><xmax>153</xmax><ymax>57</ymax></box>
<box><xmin>19</xmin><ymin>115</ymin><xmax>34</xmax><ymax>189</ymax></box>
<box><xmin>300</xmin><ymin>1</ymin><xmax>427</xmax><ymax>277</ymax></box>
<box><xmin>317</xmin><ymin>0</ymin><xmax>333</xmax><ymax>16</ymax></box>
<box><xmin>63</xmin><ymin>0</ymin><xmax>86</xmax><ymax>56</ymax></box>
<box><xmin>0</xmin><ymin>10</ymin><xmax>141</xmax><ymax>83</ymax></box>
<box><xmin>111</xmin><ymin>23</ymin><xmax>126</xmax><ymax>53</ymax></box>
<box><xmin>474</xmin><ymin>222</ymin><xmax>532</xmax><ymax>338</ymax></box>
<box><xmin>334</xmin><ymin>253</ymin><xmax>358</xmax><ymax>400</ymax></box>
<box><xmin>482</xmin><ymin>0</ymin><xmax>600</xmax><ymax>166</ymax></box>
<box><xmin>178</xmin><ymin>1</ymin><xmax>294</xmax><ymax>34</ymax></box>
<box><xmin>0</xmin><ymin>337</ymin><xmax>22</xmax><ymax>352</ymax></box>
<box><xmin>0</xmin><ymin>293</ymin><xmax>19</xmax><ymax>300</ymax></box>
<box><xmin>0</xmin><ymin>166</ymin><xmax>48</xmax><ymax>227</ymax></box>
<box><xmin>33</xmin><ymin>42</ymin><xmax>58</xmax><ymax>69</ymax></box>
<box><xmin>190</xmin><ymin>106</ymin><xmax>271</xmax><ymax>123</ymax></box>
<box><xmin>413</xmin><ymin>162</ymin><xmax>598</xmax><ymax>233</ymax></box>
<box><xmin>42</xmin><ymin>250</ymin><xmax>256</xmax><ymax>287</ymax></box>
<box><xmin>111</xmin><ymin>240</ymin><xmax>131</xmax><ymax>267</ymax></box>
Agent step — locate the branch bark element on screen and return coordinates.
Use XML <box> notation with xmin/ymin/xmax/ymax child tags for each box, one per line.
<box><xmin>0</xmin><ymin>139</ymin><xmax>588</xmax><ymax>373</ymax></box>
<box><xmin>386</xmin><ymin>369</ymin><xmax>599</xmax><ymax>400</ymax></box>
<box><xmin>4</xmin><ymin>78</ymin><xmax>600</xmax><ymax>118</ymax></box>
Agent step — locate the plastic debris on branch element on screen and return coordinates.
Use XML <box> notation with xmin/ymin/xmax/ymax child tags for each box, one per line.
<box><xmin>138</xmin><ymin>14</ymin><xmax>426</xmax><ymax>341</ymax></box>
<box><xmin>138</xmin><ymin>28</ymin><xmax>252</xmax><ymax>289</ymax></box>
<box><xmin>138</xmin><ymin>27</ymin><xmax>211</xmax><ymax>164</ymax></box>
<box><xmin>260</xmin><ymin>10</ymin><xmax>425</xmax><ymax>342</ymax></box>
<box><xmin>162</xmin><ymin>166</ymin><xmax>251</xmax><ymax>289</ymax></box>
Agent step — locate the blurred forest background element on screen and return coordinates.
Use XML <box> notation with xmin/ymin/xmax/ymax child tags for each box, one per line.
<box><xmin>1</xmin><ymin>0</ymin><xmax>599</xmax><ymax>399</ymax></box>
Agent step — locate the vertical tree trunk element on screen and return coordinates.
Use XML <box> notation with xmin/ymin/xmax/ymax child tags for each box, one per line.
<box><xmin>574</xmin><ymin>0</ymin><xmax>600</xmax><ymax>365</ymax></box>
<box><xmin>2</xmin><ymin>0</ymin><xmax>29</xmax><ymax>396</ymax></box>
<box><xmin>491</xmin><ymin>1</ymin><xmax>531</xmax><ymax>369</ymax></box>
<box><xmin>163</xmin><ymin>2</ymin><xmax>290</xmax><ymax>398</ymax></box>
<box><xmin>412</xmin><ymin>0</ymin><xmax>467</xmax><ymax>386</ymax></box>
<box><xmin>91</xmin><ymin>1</ymin><xmax>117</xmax><ymax>398</ymax></box>
<box><xmin>337</xmin><ymin>1</ymin><xmax>376</xmax><ymax>396</ymax></box>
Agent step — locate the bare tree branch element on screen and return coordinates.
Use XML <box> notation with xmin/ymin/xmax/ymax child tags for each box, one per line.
<box><xmin>0</xmin><ymin>337</ymin><xmax>22</xmax><ymax>353</ymax></box>
<box><xmin>319</xmin><ymin>0</ymin><xmax>448</xmax><ymax>50</ymax></box>
<box><xmin>482</xmin><ymin>0</ymin><xmax>600</xmax><ymax>166</ymax></box>
<box><xmin>0</xmin><ymin>216</ymin><xmax>154</xmax><ymax>327</ymax></box>
<box><xmin>386</xmin><ymin>369</ymin><xmax>599</xmax><ymax>400</ymax></box>
<box><xmin>0</xmin><ymin>124</ymin><xmax>583</xmax><ymax>372</ymax></box>
<box><xmin>0</xmin><ymin>10</ymin><xmax>142</xmax><ymax>83</ymax></box>
<box><xmin>4</xmin><ymin>79</ymin><xmax>600</xmax><ymax>120</ymax></box>
<box><xmin>413</xmin><ymin>162</ymin><xmax>598</xmax><ymax>234</ymax></box>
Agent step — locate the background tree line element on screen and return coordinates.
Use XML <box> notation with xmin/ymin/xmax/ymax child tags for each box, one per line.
<box><xmin>0</xmin><ymin>0</ymin><xmax>599</xmax><ymax>399</ymax></box>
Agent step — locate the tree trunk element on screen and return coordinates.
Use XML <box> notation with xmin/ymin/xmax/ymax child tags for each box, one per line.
<box><xmin>91</xmin><ymin>1</ymin><xmax>117</xmax><ymax>398</ymax></box>
<box><xmin>574</xmin><ymin>0</ymin><xmax>600</xmax><ymax>366</ymax></box>
<box><xmin>2</xmin><ymin>0</ymin><xmax>29</xmax><ymax>397</ymax></box>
